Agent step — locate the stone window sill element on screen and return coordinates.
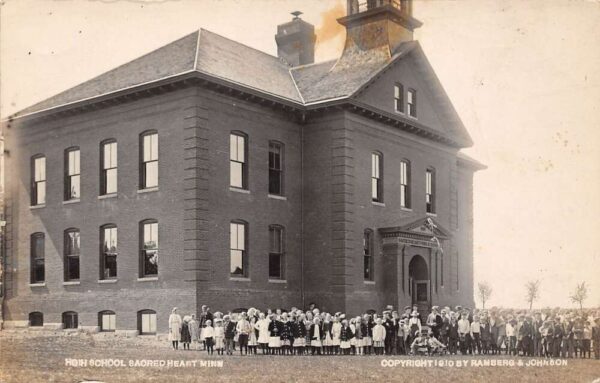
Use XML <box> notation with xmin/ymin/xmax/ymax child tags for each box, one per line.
<box><xmin>364</xmin><ymin>280</ymin><xmax>376</xmax><ymax>285</ymax></box>
<box><xmin>137</xmin><ymin>277</ymin><xmax>158</xmax><ymax>282</ymax></box>
<box><xmin>268</xmin><ymin>279</ymin><xmax>287</xmax><ymax>284</ymax></box>
<box><xmin>98</xmin><ymin>193</ymin><xmax>117</xmax><ymax>200</ymax></box>
<box><xmin>401</xmin><ymin>207</ymin><xmax>413</xmax><ymax>212</ymax></box>
<box><xmin>29</xmin><ymin>282</ymin><xmax>46</xmax><ymax>287</ymax></box>
<box><xmin>138</xmin><ymin>187</ymin><xmax>159</xmax><ymax>194</ymax></box>
<box><xmin>230</xmin><ymin>187</ymin><xmax>250</xmax><ymax>194</ymax></box>
<box><xmin>372</xmin><ymin>201</ymin><xmax>385</xmax><ymax>207</ymax></box>
<box><xmin>426</xmin><ymin>212</ymin><xmax>437</xmax><ymax>217</ymax></box>
<box><xmin>29</xmin><ymin>204</ymin><xmax>46</xmax><ymax>210</ymax></box>
<box><xmin>268</xmin><ymin>194</ymin><xmax>287</xmax><ymax>201</ymax></box>
<box><xmin>98</xmin><ymin>279</ymin><xmax>118</xmax><ymax>284</ymax></box>
<box><xmin>230</xmin><ymin>277</ymin><xmax>251</xmax><ymax>282</ymax></box>
<box><xmin>63</xmin><ymin>199</ymin><xmax>81</xmax><ymax>205</ymax></box>
<box><xmin>63</xmin><ymin>281</ymin><xmax>80</xmax><ymax>286</ymax></box>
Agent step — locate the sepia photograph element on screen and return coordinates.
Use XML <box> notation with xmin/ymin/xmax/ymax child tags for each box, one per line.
<box><xmin>0</xmin><ymin>0</ymin><xmax>599</xmax><ymax>382</ymax></box>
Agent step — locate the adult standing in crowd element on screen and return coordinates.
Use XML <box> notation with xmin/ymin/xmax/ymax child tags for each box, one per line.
<box><xmin>168</xmin><ymin>307</ymin><xmax>182</xmax><ymax>350</ymax></box>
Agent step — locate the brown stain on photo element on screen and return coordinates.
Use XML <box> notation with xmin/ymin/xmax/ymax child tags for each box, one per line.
<box><xmin>315</xmin><ymin>0</ymin><xmax>346</xmax><ymax>48</ymax></box>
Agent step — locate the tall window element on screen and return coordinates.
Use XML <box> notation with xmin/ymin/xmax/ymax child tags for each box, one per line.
<box><xmin>230</xmin><ymin>221</ymin><xmax>247</xmax><ymax>277</ymax></box>
<box><xmin>230</xmin><ymin>132</ymin><xmax>247</xmax><ymax>189</ymax></box>
<box><xmin>408</xmin><ymin>88</ymin><xmax>417</xmax><ymax>118</ymax></box>
<box><xmin>394</xmin><ymin>83</ymin><xmax>404</xmax><ymax>113</ymax></box>
<box><xmin>31</xmin><ymin>155</ymin><xmax>46</xmax><ymax>205</ymax></box>
<box><xmin>268</xmin><ymin>225</ymin><xmax>284</xmax><ymax>280</ymax></box>
<box><xmin>400</xmin><ymin>160</ymin><xmax>411</xmax><ymax>208</ymax></box>
<box><xmin>371</xmin><ymin>152</ymin><xmax>383</xmax><ymax>202</ymax></box>
<box><xmin>62</xmin><ymin>311</ymin><xmax>78</xmax><ymax>329</ymax></box>
<box><xmin>100</xmin><ymin>225</ymin><xmax>118</xmax><ymax>280</ymax></box>
<box><xmin>140</xmin><ymin>220</ymin><xmax>158</xmax><ymax>277</ymax></box>
<box><xmin>268</xmin><ymin>142</ymin><xmax>283</xmax><ymax>195</ymax></box>
<box><xmin>140</xmin><ymin>131</ymin><xmax>158</xmax><ymax>189</ymax></box>
<box><xmin>426</xmin><ymin>168</ymin><xmax>436</xmax><ymax>213</ymax></box>
<box><xmin>64</xmin><ymin>147</ymin><xmax>81</xmax><ymax>200</ymax></box>
<box><xmin>64</xmin><ymin>229</ymin><xmax>80</xmax><ymax>281</ymax></box>
<box><xmin>29</xmin><ymin>312</ymin><xmax>44</xmax><ymax>327</ymax></box>
<box><xmin>101</xmin><ymin>140</ymin><xmax>117</xmax><ymax>195</ymax></box>
<box><xmin>363</xmin><ymin>229</ymin><xmax>374</xmax><ymax>281</ymax></box>
<box><xmin>99</xmin><ymin>311</ymin><xmax>116</xmax><ymax>332</ymax></box>
<box><xmin>30</xmin><ymin>233</ymin><xmax>45</xmax><ymax>283</ymax></box>
<box><xmin>138</xmin><ymin>309</ymin><xmax>157</xmax><ymax>335</ymax></box>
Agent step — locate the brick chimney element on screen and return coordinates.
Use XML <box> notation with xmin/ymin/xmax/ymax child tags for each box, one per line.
<box><xmin>275</xmin><ymin>11</ymin><xmax>316</xmax><ymax>67</ymax></box>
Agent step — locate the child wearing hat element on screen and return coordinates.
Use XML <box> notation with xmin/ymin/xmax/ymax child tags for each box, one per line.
<box><xmin>268</xmin><ymin>314</ymin><xmax>283</xmax><ymax>355</ymax></box>
<box><xmin>362</xmin><ymin>314</ymin><xmax>373</xmax><ymax>355</ymax></box>
<box><xmin>332</xmin><ymin>315</ymin><xmax>342</xmax><ymax>355</ymax></box>
<box><xmin>340</xmin><ymin>319</ymin><xmax>354</xmax><ymax>355</ymax></box>
<box><xmin>310</xmin><ymin>317</ymin><xmax>323</xmax><ymax>355</ymax></box>
<box><xmin>322</xmin><ymin>314</ymin><xmax>333</xmax><ymax>355</ymax></box>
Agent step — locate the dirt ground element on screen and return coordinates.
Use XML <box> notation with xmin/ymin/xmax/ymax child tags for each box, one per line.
<box><xmin>1</xmin><ymin>330</ymin><xmax>599</xmax><ymax>383</ymax></box>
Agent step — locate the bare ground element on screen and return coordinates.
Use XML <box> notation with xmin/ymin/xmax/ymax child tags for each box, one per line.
<box><xmin>0</xmin><ymin>330</ymin><xmax>599</xmax><ymax>383</ymax></box>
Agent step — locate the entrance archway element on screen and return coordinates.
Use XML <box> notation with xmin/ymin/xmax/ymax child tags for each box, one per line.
<box><xmin>408</xmin><ymin>255</ymin><xmax>430</xmax><ymax>315</ymax></box>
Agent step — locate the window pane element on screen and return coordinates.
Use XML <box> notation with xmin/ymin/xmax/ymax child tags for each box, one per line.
<box><xmin>144</xmin><ymin>161</ymin><xmax>158</xmax><ymax>188</ymax></box>
<box><xmin>269</xmin><ymin>169</ymin><xmax>281</xmax><ymax>195</ymax></box>
<box><xmin>230</xmin><ymin>249</ymin><xmax>243</xmax><ymax>275</ymax></box>
<box><xmin>68</xmin><ymin>150</ymin><xmax>80</xmax><ymax>175</ymax></box>
<box><xmin>364</xmin><ymin>256</ymin><xmax>370</xmax><ymax>279</ymax></box>
<box><xmin>34</xmin><ymin>260</ymin><xmax>45</xmax><ymax>282</ymax></box>
<box><xmin>35</xmin><ymin>157</ymin><xmax>46</xmax><ymax>181</ymax></box>
<box><xmin>36</xmin><ymin>182</ymin><xmax>46</xmax><ymax>204</ymax></box>
<box><xmin>105</xmin><ymin>168</ymin><xmax>117</xmax><ymax>194</ymax></box>
<box><xmin>144</xmin><ymin>249</ymin><xmax>158</xmax><ymax>275</ymax></box>
<box><xmin>230</xmin><ymin>162</ymin><xmax>243</xmax><ymax>188</ymax></box>
<box><xmin>104</xmin><ymin>142</ymin><xmax>117</xmax><ymax>169</ymax></box>
<box><xmin>236</xmin><ymin>136</ymin><xmax>245</xmax><ymax>163</ymax></box>
<box><xmin>67</xmin><ymin>256</ymin><xmax>80</xmax><ymax>280</ymax></box>
<box><xmin>408</xmin><ymin>90</ymin><xmax>413</xmax><ymax>103</ymax></box>
<box><xmin>372</xmin><ymin>179</ymin><xmax>378</xmax><ymax>200</ymax></box>
<box><xmin>33</xmin><ymin>235</ymin><xmax>44</xmax><ymax>259</ymax></box>
<box><xmin>143</xmin><ymin>223</ymin><xmax>158</xmax><ymax>249</ymax></box>
<box><xmin>70</xmin><ymin>175</ymin><xmax>80</xmax><ymax>198</ymax></box>
<box><xmin>269</xmin><ymin>227</ymin><xmax>282</xmax><ymax>253</ymax></box>
<box><xmin>400</xmin><ymin>186</ymin><xmax>406</xmax><ymax>207</ymax></box>
<box><xmin>269</xmin><ymin>253</ymin><xmax>281</xmax><ymax>278</ymax></box>
<box><xmin>143</xmin><ymin>134</ymin><xmax>157</xmax><ymax>162</ymax></box>
<box><xmin>230</xmin><ymin>223</ymin><xmax>238</xmax><ymax>249</ymax></box>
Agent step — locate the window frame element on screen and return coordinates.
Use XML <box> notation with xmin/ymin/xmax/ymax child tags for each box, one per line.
<box><xmin>64</xmin><ymin>147</ymin><xmax>81</xmax><ymax>201</ymax></box>
<box><xmin>230</xmin><ymin>220</ymin><xmax>248</xmax><ymax>278</ymax></box>
<box><xmin>394</xmin><ymin>82</ymin><xmax>404</xmax><ymax>113</ymax></box>
<box><xmin>62</xmin><ymin>311</ymin><xmax>79</xmax><ymax>329</ymax></box>
<box><xmin>31</xmin><ymin>155</ymin><xmax>46</xmax><ymax>206</ymax></box>
<box><xmin>268</xmin><ymin>225</ymin><xmax>285</xmax><ymax>280</ymax></box>
<box><xmin>30</xmin><ymin>233</ymin><xmax>45</xmax><ymax>284</ymax></box>
<box><xmin>137</xmin><ymin>309</ymin><xmax>157</xmax><ymax>335</ymax></box>
<box><xmin>139</xmin><ymin>219</ymin><xmax>159</xmax><ymax>278</ymax></box>
<box><xmin>100</xmin><ymin>224</ymin><xmax>118</xmax><ymax>280</ymax></box>
<box><xmin>100</xmin><ymin>139</ymin><xmax>118</xmax><ymax>195</ymax></box>
<box><xmin>363</xmin><ymin>229</ymin><xmax>374</xmax><ymax>281</ymax></box>
<box><xmin>29</xmin><ymin>312</ymin><xmax>44</xmax><ymax>327</ymax></box>
<box><xmin>98</xmin><ymin>310</ymin><xmax>116</xmax><ymax>332</ymax></box>
<box><xmin>268</xmin><ymin>141</ymin><xmax>284</xmax><ymax>196</ymax></box>
<box><xmin>400</xmin><ymin>159</ymin><xmax>411</xmax><ymax>208</ymax></box>
<box><xmin>64</xmin><ymin>228</ymin><xmax>81</xmax><ymax>282</ymax></box>
<box><xmin>426</xmin><ymin>167</ymin><xmax>436</xmax><ymax>214</ymax></box>
<box><xmin>407</xmin><ymin>88</ymin><xmax>417</xmax><ymax>118</ymax></box>
<box><xmin>371</xmin><ymin>152</ymin><xmax>383</xmax><ymax>203</ymax></box>
<box><xmin>230</xmin><ymin>132</ymin><xmax>248</xmax><ymax>190</ymax></box>
<box><xmin>139</xmin><ymin>131</ymin><xmax>158</xmax><ymax>190</ymax></box>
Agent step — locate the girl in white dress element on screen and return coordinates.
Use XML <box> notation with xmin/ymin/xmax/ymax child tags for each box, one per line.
<box><xmin>168</xmin><ymin>307</ymin><xmax>182</xmax><ymax>350</ymax></box>
<box><xmin>332</xmin><ymin>316</ymin><xmax>342</xmax><ymax>355</ymax></box>
<box><xmin>213</xmin><ymin>319</ymin><xmax>224</xmax><ymax>355</ymax></box>
<box><xmin>203</xmin><ymin>319</ymin><xmax>215</xmax><ymax>355</ymax></box>
<box><xmin>248</xmin><ymin>316</ymin><xmax>258</xmax><ymax>355</ymax></box>
<box><xmin>256</xmin><ymin>312</ymin><xmax>271</xmax><ymax>355</ymax></box>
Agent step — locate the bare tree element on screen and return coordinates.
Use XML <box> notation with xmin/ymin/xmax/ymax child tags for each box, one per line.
<box><xmin>525</xmin><ymin>280</ymin><xmax>540</xmax><ymax>310</ymax></box>
<box><xmin>569</xmin><ymin>282</ymin><xmax>588</xmax><ymax>311</ymax></box>
<box><xmin>477</xmin><ymin>281</ymin><xmax>493</xmax><ymax>309</ymax></box>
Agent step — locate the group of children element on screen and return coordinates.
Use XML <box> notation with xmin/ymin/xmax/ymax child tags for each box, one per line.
<box><xmin>166</xmin><ymin>304</ymin><xmax>600</xmax><ymax>359</ymax></box>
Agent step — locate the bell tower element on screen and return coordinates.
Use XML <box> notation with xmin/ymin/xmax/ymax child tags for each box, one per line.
<box><xmin>336</xmin><ymin>0</ymin><xmax>422</xmax><ymax>61</ymax></box>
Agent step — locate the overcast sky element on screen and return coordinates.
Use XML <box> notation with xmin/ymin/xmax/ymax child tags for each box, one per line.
<box><xmin>1</xmin><ymin>0</ymin><xmax>599</xmax><ymax>309</ymax></box>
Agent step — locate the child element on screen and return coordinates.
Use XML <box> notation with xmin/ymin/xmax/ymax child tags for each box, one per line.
<box><xmin>322</xmin><ymin>314</ymin><xmax>333</xmax><ymax>355</ymax></box>
<box><xmin>256</xmin><ymin>312</ymin><xmax>270</xmax><ymax>355</ymax></box>
<box><xmin>582</xmin><ymin>320</ymin><xmax>592</xmax><ymax>358</ymax></box>
<box><xmin>223</xmin><ymin>315</ymin><xmax>236</xmax><ymax>356</ymax></box>
<box><xmin>332</xmin><ymin>316</ymin><xmax>342</xmax><ymax>355</ymax></box>
<box><xmin>248</xmin><ymin>315</ymin><xmax>258</xmax><ymax>355</ymax></box>
<box><xmin>293</xmin><ymin>314</ymin><xmax>307</xmax><ymax>355</ymax></box>
<box><xmin>448</xmin><ymin>314</ymin><xmax>459</xmax><ymax>355</ymax></box>
<box><xmin>188</xmin><ymin>314</ymin><xmax>200</xmax><ymax>351</ymax></box>
<box><xmin>480</xmin><ymin>316</ymin><xmax>491</xmax><ymax>355</ymax></box>
<box><xmin>268</xmin><ymin>314</ymin><xmax>282</xmax><ymax>355</ymax></box>
<box><xmin>204</xmin><ymin>319</ymin><xmax>216</xmax><ymax>355</ymax></box>
<box><xmin>410</xmin><ymin>331</ymin><xmax>429</xmax><ymax>355</ymax></box>
<box><xmin>281</xmin><ymin>313</ymin><xmax>294</xmax><ymax>355</ymax></box>
<box><xmin>506</xmin><ymin>317</ymin><xmax>517</xmax><ymax>356</ymax></box>
<box><xmin>470</xmin><ymin>315</ymin><xmax>481</xmax><ymax>354</ymax></box>
<box><xmin>310</xmin><ymin>317</ymin><xmax>322</xmax><ymax>355</ymax></box>
<box><xmin>340</xmin><ymin>319</ymin><xmax>354</xmax><ymax>355</ymax></box>
<box><xmin>236</xmin><ymin>312</ymin><xmax>252</xmax><ymax>356</ymax></box>
<box><xmin>362</xmin><ymin>314</ymin><xmax>373</xmax><ymax>355</ymax></box>
<box><xmin>372</xmin><ymin>318</ymin><xmax>386</xmax><ymax>355</ymax></box>
<box><xmin>180</xmin><ymin>316</ymin><xmax>191</xmax><ymax>351</ymax></box>
<box><xmin>396</xmin><ymin>319</ymin><xmax>406</xmax><ymax>355</ymax></box>
<box><xmin>427</xmin><ymin>331</ymin><xmax>447</xmax><ymax>355</ymax></box>
<box><xmin>354</xmin><ymin>316</ymin><xmax>364</xmax><ymax>356</ymax></box>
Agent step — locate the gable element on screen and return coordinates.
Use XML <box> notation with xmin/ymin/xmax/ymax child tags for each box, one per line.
<box><xmin>354</xmin><ymin>52</ymin><xmax>448</xmax><ymax>135</ymax></box>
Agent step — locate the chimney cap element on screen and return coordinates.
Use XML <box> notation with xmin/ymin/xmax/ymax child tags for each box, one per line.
<box><xmin>291</xmin><ymin>11</ymin><xmax>303</xmax><ymax>19</ymax></box>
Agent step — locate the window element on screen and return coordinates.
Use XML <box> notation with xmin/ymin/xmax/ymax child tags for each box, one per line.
<box><xmin>140</xmin><ymin>220</ymin><xmax>158</xmax><ymax>277</ymax></box>
<box><xmin>371</xmin><ymin>152</ymin><xmax>383</xmax><ymax>202</ymax></box>
<box><xmin>31</xmin><ymin>155</ymin><xmax>46</xmax><ymax>205</ymax></box>
<box><xmin>64</xmin><ymin>148</ymin><xmax>80</xmax><ymax>200</ymax></box>
<box><xmin>138</xmin><ymin>310</ymin><xmax>157</xmax><ymax>335</ymax></box>
<box><xmin>230</xmin><ymin>132</ymin><xmax>247</xmax><ymax>189</ymax></box>
<box><xmin>400</xmin><ymin>160</ymin><xmax>411</xmax><ymax>208</ymax></box>
<box><xmin>230</xmin><ymin>221</ymin><xmax>247</xmax><ymax>277</ymax></box>
<box><xmin>408</xmin><ymin>89</ymin><xmax>417</xmax><ymax>118</ymax></box>
<box><xmin>99</xmin><ymin>311</ymin><xmax>116</xmax><ymax>332</ymax></box>
<box><xmin>269</xmin><ymin>225</ymin><xmax>285</xmax><ymax>280</ymax></box>
<box><xmin>62</xmin><ymin>311</ymin><xmax>78</xmax><ymax>329</ymax></box>
<box><xmin>100</xmin><ymin>225</ymin><xmax>118</xmax><ymax>279</ymax></box>
<box><xmin>64</xmin><ymin>229</ymin><xmax>80</xmax><ymax>281</ymax></box>
<box><xmin>140</xmin><ymin>131</ymin><xmax>158</xmax><ymax>189</ymax></box>
<box><xmin>268</xmin><ymin>142</ymin><xmax>283</xmax><ymax>195</ymax></box>
<box><xmin>363</xmin><ymin>229</ymin><xmax>374</xmax><ymax>281</ymax></box>
<box><xmin>30</xmin><ymin>233</ymin><xmax>45</xmax><ymax>283</ymax></box>
<box><xmin>29</xmin><ymin>312</ymin><xmax>43</xmax><ymax>327</ymax></box>
<box><xmin>394</xmin><ymin>83</ymin><xmax>404</xmax><ymax>113</ymax></box>
<box><xmin>101</xmin><ymin>140</ymin><xmax>117</xmax><ymax>195</ymax></box>
<box><xmin>426</xmin><ymin>168</ymin><xmax>436</xmax><ymax>213</ymax></box>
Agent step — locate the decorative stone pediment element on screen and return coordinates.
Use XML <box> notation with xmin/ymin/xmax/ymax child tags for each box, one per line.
<box><xmin>379</xmin><ymin>217</ymin><xmax>450</xmax><ymax>248</ymax></box>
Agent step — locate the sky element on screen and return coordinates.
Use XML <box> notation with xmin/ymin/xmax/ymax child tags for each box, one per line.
<box><xmin>1</xmin><ymin>0</ymin><xmax>599</xmax><ymax>308</ymax></box>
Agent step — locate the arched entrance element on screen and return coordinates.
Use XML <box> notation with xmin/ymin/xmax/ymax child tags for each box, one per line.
<box><xmin>408</xmin><ymin>255</ymin><xmax>430</xmax><ymax>315</ymax></box>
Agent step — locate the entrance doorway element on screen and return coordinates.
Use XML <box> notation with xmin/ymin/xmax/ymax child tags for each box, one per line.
<box><xmin>409</xmin><ymin>255</ymin><xmax>430</xmax><ymax>316</ymax></box>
